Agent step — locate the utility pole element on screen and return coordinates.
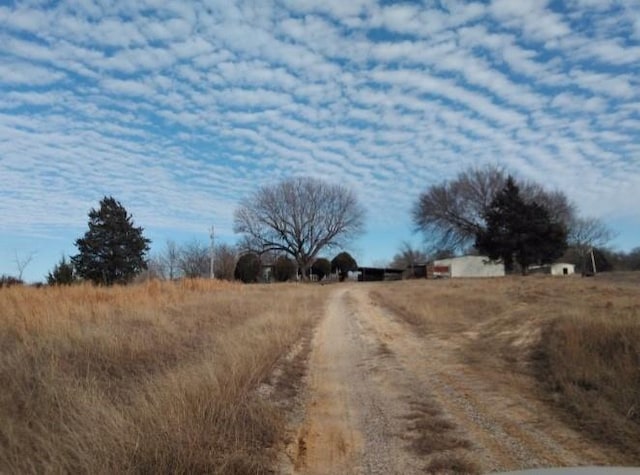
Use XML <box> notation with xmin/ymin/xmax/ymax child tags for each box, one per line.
<box><xmin>209</xmin><ymin>225</ymin><xmax>215</xmax><ymax>279</ymax></box>
<box><xmin>590</xmin><ymin>247</ymin><xmax>597</xmax><ymax>275</ymax></box>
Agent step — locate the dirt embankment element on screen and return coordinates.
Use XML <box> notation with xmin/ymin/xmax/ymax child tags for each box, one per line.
<box><xmin>278</xmin><ymin>284</ymin><xmax>626</xmax><ymax>474</ymax></box>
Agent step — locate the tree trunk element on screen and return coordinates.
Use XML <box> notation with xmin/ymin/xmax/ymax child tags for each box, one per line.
<box><xmin>299</xmin><ymin>263</ymin><xmax>310</xmax><ymax>281</ymax></box>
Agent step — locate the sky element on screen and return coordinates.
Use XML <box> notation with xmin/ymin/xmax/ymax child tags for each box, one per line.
<box><xmin>1</xmin><ymin>0</ymin><xmax>639</xmax><ymax>282</ymax></box>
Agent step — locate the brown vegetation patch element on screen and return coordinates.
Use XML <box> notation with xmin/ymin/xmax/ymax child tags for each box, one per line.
<box><xmin>403</xmin><ymin>397</ymin><xmax>476</xmax><ymax>472</ymax></box>
<box><xmin>0</xmin><ymin>279</ymin><xmax>327</xmax><ymax>474</ymax></box>
<box><xmin>535</xmin><ymin>308</ymin><xmax>640</xmax><ymax>459</ymax></box>
<box><xmin>377</xmin><ymin>340</ymin><xmax>394</xmax><ymax>357</ymax></box>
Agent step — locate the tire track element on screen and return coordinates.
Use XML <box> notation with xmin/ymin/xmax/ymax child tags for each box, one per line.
<box><xmin>281</xmin><ymin>285</ymin><xmax>620</xmax><ymax>474</ymax></box>
<box><xmin>355</xmin><ymin>286</ymin><xmax>620</xmax><ymax>472</ymax></box>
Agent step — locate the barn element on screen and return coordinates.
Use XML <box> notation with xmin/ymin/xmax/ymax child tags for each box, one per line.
<box><xmin>432</xmin><ymin>255</ymin><xmax>505</xmax><ymax>278</ymax></box>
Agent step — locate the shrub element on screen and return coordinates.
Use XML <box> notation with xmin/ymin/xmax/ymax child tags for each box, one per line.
<box><xmin>0</xmin><ymin>275</ymin><xmax>23</xmax><ymax>288</ymax></box>
<box><xmin>234</xmin><ymin>253</ymin><xmax>261</xmax><ymax>283</ymax></box>
<box><xmin>273</xmin><ymin>256</ymin><xmax>296</xmax><ymax>282</ymax></box>
<box><xmin>47</xmin><ymin>256</ymin><xmax>76</xmax><ymax>286</ymax></box>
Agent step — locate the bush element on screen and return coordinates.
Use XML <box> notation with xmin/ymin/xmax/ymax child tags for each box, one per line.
<box><xmin>234</xmin><ymin>253</ymin><xmax>261</xmax><ymax>283</ymax></box>
<box><xmin>0</xmin><ymin>275</ymin><xmax>23</xmax><ymax>288</ymax></box>
<box><xmin>47</xmin><ymin>257</ymin><xmax>76</xmax><ymax>286</ymax></box>
<box><xmin>273</xmin><ymin>256</ymin><xmax>296</xmax><ymax>282</ymax></box>
<box><xmin>311</xmin><ymin>258</ymin><xmax>331</xmax><ymax>280</ymax></box>
<box><xmin>331</xmin><ymin>252</ymin><xmax>357</xmax><ymax>282</ymax></box>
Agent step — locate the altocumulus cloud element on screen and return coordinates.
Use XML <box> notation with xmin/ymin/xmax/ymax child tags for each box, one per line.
<box><xmin>0</xmin><ymin>0</ymin><xmax>639</xmax><ymax>280</ymax></box>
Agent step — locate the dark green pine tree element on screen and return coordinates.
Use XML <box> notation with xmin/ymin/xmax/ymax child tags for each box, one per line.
<box><xmin>475</xmin><ymin>177</ymin><xmax>567</xmax><ymax>275</ymax></box>
<box><xmin>72</xmin><ymin>196</ymin><xmax>151</xmax><ymax>285</ymax></box>
<box><xmin>47</xmin><ymin>256</ymin><xmax>76</xmax><ymax>285</ymax></box>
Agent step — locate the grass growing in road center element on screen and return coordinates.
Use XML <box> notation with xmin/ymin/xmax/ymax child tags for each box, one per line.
<box><xmin>371</xmin><ymin>274</ymin><xmax>640</xmax><ymax>463</ymax></box>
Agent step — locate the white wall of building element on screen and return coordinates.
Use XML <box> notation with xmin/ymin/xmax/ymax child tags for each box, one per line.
<box><xmin>550</xmin><ymin>263</ymin><xmax>575</xmax><ymax>276</ymax></box>
<box><xmin>434</xmin><ymin>256</ymin><xmax>505</xmax><ymax>278</ymax></box>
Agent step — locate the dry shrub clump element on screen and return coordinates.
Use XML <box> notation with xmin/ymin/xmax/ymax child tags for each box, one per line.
<box><xmin>0</xmin><ymin>279</ymin><xmax>325</xmax><ymax>474</ymax></box>
<box><xmin>404</xmin><ymin>399</ymin><xmax>478</xmax><ymax>474</ymax></box>
<box><xmin>539</xmin><ymin>302</ymin><xmax>640</xmax><ymax>456</ymax></box>
<box><xmin>372</xmin><ymin>275</ymin><xmax>640</xmax><ymax>460</ymax></box>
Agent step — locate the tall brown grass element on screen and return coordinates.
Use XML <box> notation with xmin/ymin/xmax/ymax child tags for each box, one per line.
<box><xmin>371</xmin><ymin>275</ymin><xmax>640</xmax><ymax>461</ymax></box>
<box><xmin>0</xmin><ymin>279</ymin><xmax>325</xmax><ymax>474</ymax></box>
<box><xmin>539</xmin><ymin>301</ymin><xmax>640</xmax><ymax>456</ymax></box>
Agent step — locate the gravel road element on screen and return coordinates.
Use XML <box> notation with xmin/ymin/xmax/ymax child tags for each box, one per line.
<box><xmin>280</xmin><ymin>285</ymin><xmax>622</xmax><ymax>474</ymax></box>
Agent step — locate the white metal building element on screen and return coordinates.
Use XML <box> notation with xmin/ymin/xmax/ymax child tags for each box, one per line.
<box><xmin>433</xmin><ymin>255</ymin><xmax>505</xmax><ymax>278</ymax></box>
<box><xmin>549</xmin><ymin>263</ymin><xmax>575</xmax><ymax>276</ymax></box>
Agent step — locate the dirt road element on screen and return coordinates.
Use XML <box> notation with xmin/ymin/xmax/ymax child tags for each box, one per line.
<box><xmin>281</xmin><ymin>285</ymin><xmax>622</xmax><ymax>474</ymax></box>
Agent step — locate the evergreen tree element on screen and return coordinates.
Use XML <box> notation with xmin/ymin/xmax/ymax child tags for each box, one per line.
<box><xmin>47</xmin><ymin>256</ymin><xmax>76</xmax><ymax>285</ymax></box>
<box><xmin>72</xmin><ymin>196</ymin><xmax>151</xmax><ymax>285</ymax></box>
<box><xmin>475</xmin><ymin>177</ymin><xmax>567</xmax><ymax>275</ymax></box>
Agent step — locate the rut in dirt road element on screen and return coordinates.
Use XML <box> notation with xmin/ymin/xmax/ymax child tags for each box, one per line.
<box><xmin>286</xmin><ymin>287</ymin><xmax>474</xmax><ymax>475</ymax></box>
<box><xmin>281</xmin><ymin>285</ymin><xmax>623</xmax><ymax>475</ymax></box>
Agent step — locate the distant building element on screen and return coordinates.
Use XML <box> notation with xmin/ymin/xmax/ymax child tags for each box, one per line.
<box><xmin>530</xmin><ymin>262</ymin><xmax>575</xmax><ymax>276</ymax></box>
<box><xmin>357</xmin><ymin>267</ymin><xmax>404</xmax><ymax>281</ymax></box>
<box><xmin>431</xmin><ymin>255</ymin><xmax>505</xmax><ymax>278</ymax></box>
<box><xmin>551</xmin><ymin>263</ymin><xmax>575</xmax><ymax>275</ymax></box>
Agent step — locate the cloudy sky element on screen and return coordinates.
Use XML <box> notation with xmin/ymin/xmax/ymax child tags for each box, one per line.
<box><xmin>1</xmin><ymin>0</ymin><xmax>639</xmax><ymax>282</ymax></box>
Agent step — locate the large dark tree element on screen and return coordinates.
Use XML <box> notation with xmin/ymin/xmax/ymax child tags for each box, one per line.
<box><xmin>413</xmin><ymin>164</ymin><xmax>575</xmax><ymax>251</ymax></box>
<box><xmin>234</xmin><ymin>177</ymin><xmax>364</xmax><ymax>279</ymax></box>
<box><xmin>72</xmin><ymin>196</ymin><xmax>150</xmax><ymax>285</ymax></box>
<box><xmin>331</xmin><ymin>251</ymin><xmax>358</xmax><ymax>281</ymax></box>
<box><xmin>475</xmin><ymin>177</ymin><xmax>567</xmax><ymax>275</ymax></box>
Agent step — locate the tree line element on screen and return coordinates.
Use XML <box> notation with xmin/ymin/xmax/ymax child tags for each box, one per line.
<box><xmin>30</xmin><ymin>165</ymin><xmax>637</xmax><ymax>287</ymax></box>
<box><xmin>411</xmin><ymin>164</ymin><xmax>616</xmax><ymax>275</ymax></box>
<box><xmin>44</xmin><ymin>178</ymin><xmax>363</xmax><ymax>286</ymax></box>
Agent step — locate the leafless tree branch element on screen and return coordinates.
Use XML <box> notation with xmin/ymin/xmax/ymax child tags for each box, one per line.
<box><xmin>234</xmin><ymin>177</ymin><xmax>364</xmax><ymax>277</ymax></box>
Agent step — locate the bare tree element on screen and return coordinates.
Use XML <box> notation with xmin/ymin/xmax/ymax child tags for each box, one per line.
<box><xmin>413</xmin><ymin>164</ymin><xmax>575</xmax><ymax>251</ymax></box>
<box><xmin>14</xmin><ymin>250</ymin><xmax>36</xmax><ymax>281</ymax></box>
<box><xmin>389</xmin><ymin>242</ymin><xmax>428</xmax><ymax>269</ymax></box>
<box><xmin>178</xmin><ymin>240</ymin><xmax>209</xmax><ymax>278</ymax></box>
<box><xmin>519</xmin><ymin>182</ymin><xmax>575</xmax><ymax>227</ymax></box>
<box><xmin>161</xmin><ymin>240</ymin><xmax>180</xmax><ymax>280</ymax></box>
<box><xmin>144</xmin><ymin>255</ymin><xmax>166</xmax><ymax>280</ymax></box>
<box><xmin>234</xmin><ymin>177</ymin><xmax>365</xmax><ymax>278</ymax></box>
<box><xmin>213</xmin><ymin>243</ymin><xmax>238</xmax><ymax>281</ymax></box>
<box><xmin>568</xmin><ymin>216</ymin><xmax>614</xmax><ymax>273</ymax></box>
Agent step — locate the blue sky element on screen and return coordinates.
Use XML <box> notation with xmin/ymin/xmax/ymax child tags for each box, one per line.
<box><xmin>1</xmin><ymin>0</ymin><xmax>639</xmax><ymax>282</ymax></box>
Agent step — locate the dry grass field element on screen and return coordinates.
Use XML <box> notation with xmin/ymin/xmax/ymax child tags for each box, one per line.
<box><xmin>2</xmin><ymin>274</ymin><xmax>639</xmax><ymax>474</ymax></box>
<box><xmin>0</xmin><ymin>279</ymin><xmax>326</xmax><ymax>474</ymax></box>
<box><xmin>371</xmin><ymin>273</ymin><xmax>640</xmax><ymax>465</ymax></box>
